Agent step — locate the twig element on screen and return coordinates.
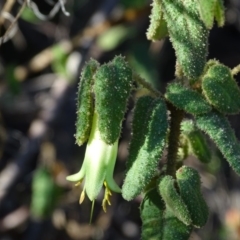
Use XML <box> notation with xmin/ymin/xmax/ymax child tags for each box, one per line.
<box><xmin>0</xmin><ymin>0</ymin><xmax>27</xmax><ymax>46</ymax></box>
<box><xmin>0</xmin><ymin>0</ymin><xmax>16</xmax><ymax>26</ymax></box>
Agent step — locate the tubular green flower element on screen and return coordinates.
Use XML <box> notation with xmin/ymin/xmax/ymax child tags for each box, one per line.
<box><xmin>66</xmin><ymin>112</ymin><xmax>121</xmax><ymax>212</ymax></box>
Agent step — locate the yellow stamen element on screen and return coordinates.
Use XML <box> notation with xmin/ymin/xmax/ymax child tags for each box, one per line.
<box><xmin>102</xmin><ymin>181</ymin><xmax>112</xmax><ymax>212</ymax></box>
<box><xmin>79</xmin><ymin>190</ymin><xmax>85</xmax><ymax>204</ymax></box>
<box><xmin>75</xmin><ymin>180</ymin><xmax>83</xmax><ymax>187</ymax></box>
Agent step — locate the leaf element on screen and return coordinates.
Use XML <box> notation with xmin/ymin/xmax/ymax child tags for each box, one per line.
<box><xmin>122</xmin><ymin>97</ymin><xmax>168</xmax><ymax>200</ymax></box>
<box><xmin>159</xmin><ymin>175</ymin><xmax>192</xmax><ymax>226</ymax></box>
<box><xmin>181</xmin><ymin>120</ymin><xmax>211</xmax><ymax>163</ymax></box>
<box><xmin>165</xmin><ymin>82</ymin><xmax>211</xmax><ymax>115</ymax></box>
<box><xmin>199</xmin><ymin>0</ymin><xmax>225</xmax><ymax>29</ymax></box>
<box><xmin>176</xmin><ymin>166</ymin><xmax>209</xmax><ymax>228</ymax></box>
<box><xmin>125</xmin><ymin>96</ymin><xmax>155</xmax><ymax>170</ymax></box>
<box><xmin>214</xmin><ymin>0</ymin><xmax>225</xmax><ymax>27</ymax></box>
<box><xmin>202</xmin><ymin>63</ymin><xmax>240</xmax><ymax>114</ymax></box>
<box><xmin>141</xmin><ymin>188</ymin><xmax>165</xmax><ymax>240</ymax></box>
<box><xmin>147</xmin><ymin>0</ymin><xmax>168</xmax><ymax>41</ymax></box>
<box><xmin>196</xmin><ymin>111</ymin><xmax>240</xmax><ymax>175</ymax></box>
<box><xmin>162</xmin><ymin>208</ymin><xmax>192</xmax><ymax>240</ymax></box>
<box><xmin>94</xmin><ymin>56</ymin><xmax>133</xmax><ymax>144</ymax></box>
<box><xmin>75</xmin><ymin>59</ymin><xmax>99</xmax><ymax>146</ymax></box>
<box><xmin>198</xmin><ymin>0</ymin><xmax>216</xmax><ymax>29</ymax></box>
<box><xmin>162</xmin><ymin>0</ymin><xmax>209</xmax><ymax>79</ymax></box>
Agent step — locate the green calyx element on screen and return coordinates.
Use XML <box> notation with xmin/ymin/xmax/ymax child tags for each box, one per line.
<box><xmin>122</xmin><ymin>96</ymin><xmax>168</xmax><ymax>200</ymax></box>
<box><xmin>202</xmin><ymin>63</ymin><xmax>240</xmax><ymax>114</ymax></box>
<box><xmin>165</xmin><ymin>82</ymin><xmax>211</xmax><ymax>115</ymax></box>
<box><xmin>162</xmin><ymin>0</ymin><xmax>209</xmax><ymax>79</ymax></box>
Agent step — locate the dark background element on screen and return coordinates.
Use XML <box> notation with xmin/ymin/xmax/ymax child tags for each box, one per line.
<box><xmin>0</xmin><ymin>0</ymin><xmax>240</xmax><ymax>239</ymax></box>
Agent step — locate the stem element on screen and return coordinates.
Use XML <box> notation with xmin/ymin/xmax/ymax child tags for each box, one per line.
<box><xmin>133</xmin><ymin>73</ymin><xmax>161</xmax><ymax>97</ymax></box>
<box><xmin>166</xmin><ymin>103</ymin><xmax>184</xmax><ymax>177</ymax></box>
<box><xmin>231</xmin><ymin>64</ymin><xmax>240</xmax><ymax>76</ymax></box>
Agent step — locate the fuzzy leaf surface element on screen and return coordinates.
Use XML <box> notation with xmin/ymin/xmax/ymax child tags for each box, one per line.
<box><xmin>162</xmin><ymin>0</ymin><xmax>208</xmax><ymax>79</ymax></box>
<box><xmin>122</xmin><ymin>98</ymin><xmax>168</xmax><ymax>200</ymax></box>
<box><xmin>165</xmin><ymin>82</ymin><xmax>211</xmax><ymax>115</ymax></box>
<box><xmin>162</xmin><ymin>209</ymin><xmax>192</xmax><ymax>240</ymax></box>
<box><xmin>159</xmin><ymin>175</ymin><xmax>192</xmax><ymax>226</ymax></box>
<box><xmin>94</xmin><ymin>56</ymin><xmax>132</xmax><ymax>144</ymax></box>
<box><xmin>196</xmin><ymin>111</ymin><xmax>240</xmax><ymax>175</ymax></box>
<box><xmin>75</xmin><ymin>59</ymin><xmax>99</xmax><ymax>146</ymax></box>
<box><xmin>147</xmin><ymin>0</ymin><xmax>168</xmax><ymax>41</ymax></box>
<box><xmin>176</xmin><ymin>166</ymin><xmax>209</xmax><ymax>228</ymax></box>
<box><xmin>181</xmin><ymin>120</ymin><xmax>211</xmax><ymax>163</ymax></box>
<box><xmin>202</xmin><ymin>64</ymin><xmax>240</xmax><ymax>114</ymax></box>
<box><xmin>141</xmin><ymin>188</ymin><xmax>165</xmax><ymax>240</ymax></box>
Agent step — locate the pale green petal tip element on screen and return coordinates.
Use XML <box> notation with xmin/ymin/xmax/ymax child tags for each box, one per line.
<box><xmin>66</xmin><ymin>170</ymin><xmax>84</xmax><ymax>182</ymax></box>
<box><xmin>106</xmin><ymin>176</ymin><xmax>121</xmax><ymax>193</ymax></box>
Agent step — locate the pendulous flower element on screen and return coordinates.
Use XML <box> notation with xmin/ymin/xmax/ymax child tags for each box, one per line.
<box><xmin>66</xmin><ymin>112</ymin><xmax>121</xmax><ymax>212</ymax></box>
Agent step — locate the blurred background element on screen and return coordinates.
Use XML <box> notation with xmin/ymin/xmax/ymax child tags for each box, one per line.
<box><xmin>0</xmin><ymin>0</ymin><xmax>240</xmax><ymax>239</ymax></box>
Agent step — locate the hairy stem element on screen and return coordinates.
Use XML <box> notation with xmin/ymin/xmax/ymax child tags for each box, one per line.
<box><xmin>166</xmin><ymin>103</ymin><xmax>184</xmax><ymax>177</ymax></box>
<box><xmin>133</xmin><ymin>73</ymin><xmax>161</xmax><ymax>97</ymax></box>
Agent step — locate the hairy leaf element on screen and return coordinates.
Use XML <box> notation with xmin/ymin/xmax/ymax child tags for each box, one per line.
<box><xmin>75</xmin><ymin>59</ymin><xmax>99</xmax><ymax>146</ymax></box>
<box><xmin>202</xmin><ymin>63</ymin><xmax>240</xmax><ymax>114</ymax></box>
<box><xmin>196</xmin><ymin>111</ymin><xmax>240</xmax><ymax>175</ymax></box>
<box><xmin>199</xmin><ymin>0</ymin><xmax>225</xmax><ymax>29</ymax></box>
<box><xmin>162</xmin><ymin>0</ymin><xmax>208</xmax><ymax>79</ymax></box>
<box><xmin>94</xmin><ymin>56</ymin><xmax>133</xmax><ymax>144</ymax></box>
<box><xmin>122</xmin><ymin>98</ymin><xmax>168</xmax><ymax>200</ymax></box>
<box><xmin>159</xmin><ymin>175</ymin><xmax>192</xmax><ymax>226</ymax></box>
<box><xmin>147</xmin><ymin>0</ymin><xmax>168</xmax><ymax>41</ymax></box>
<box><xmin>176</xmin><ymin>166</ymin><xmax>209</xmax><ymax>228</ymax></box>
<box><xmin>165</xmin><ymin>82</ymin><xmax>211</xmax><ymax>115</ymax></box>
<box><xmin>181</xmin><ymin>120</ymin><xmax>211</xmax><ymax>163</ymax></box>
<box><xmin>141</xmin><ymin>188</ymin><xmax>165</xmax><ymax>240</ymax></box>
<box><xmin>162</xmin><ymin>209</ymin><xmax>192</xmax><ymax>240</ymax></box>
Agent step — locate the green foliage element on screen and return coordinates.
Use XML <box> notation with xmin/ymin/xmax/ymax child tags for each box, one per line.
<box><xmin>72</xmin><ymin>1</ymin><xmax>240</xmax><ymax>239</ymax></box>
<box><xmin>181</xmin><ymin>120</ymin><xmax>211</xmax><ymax>163</ymax></box>
<box><xmin>214</xmin><ymin>0</ymin><xmax>225</xmax><ymax>27</ymax></box>
<box><xmin>147</xmin><ymin>0</ymin><xmax>168</xmax><ymax>41</ymax></box>
<box><xmin>94</xmin><ymin>56</ymin><xmax>133</xmax><ymax>144</ymax></box>
<box><xmin>159</xmin><ymin>175</ymin><xmax>192</xmax><ymax>226</ymax></box>
<box><xmin>199</xmin><ymin>0</ymin><xmax>225</xmax><ymax>29</ymax></box>
<box><xmin>122</xmin><ymin>97</ymin><xmax>168</xmax><ymax>200</ymax></box>
<box><xmin>75</xmin><ymin>59</ymin><xmax>99</xmax><ymax>146</ymax></box>
<box><xmin>141</xmin><ymin>188</ymin><xmax>165</xmax><ymax>240</ymax></box>
<box><xmin>162</xmin><ymin>209</ymin><xmax>192</xmax><ymax>240</ymax></box>
<box><xmin>176</xmin><ymin>166</ymin><xmax>209</xmax><ymax>228</ymax></box>
<box><xmin>161</xmin><ymin>0</ymin><xmax>209</xmax><ymax>79</ymax></box>
<box><xmin>196</xmin><ymin>111</ymin><xmax>240</xmax><ymax>175</ymax></box>
<box><xmin>31</xmin><ymin>167</ymin><xmax>60</xmax><ymax>218</ymax></box>
<box><xmin>165</xmin><ymin>82</ymin><xmax>211</xmax><ymax>115</ymax></box>
<box><xmin>202</xmin><ymin>63</ymin><xmax>240</xmax><ymax>114</ymax></box>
